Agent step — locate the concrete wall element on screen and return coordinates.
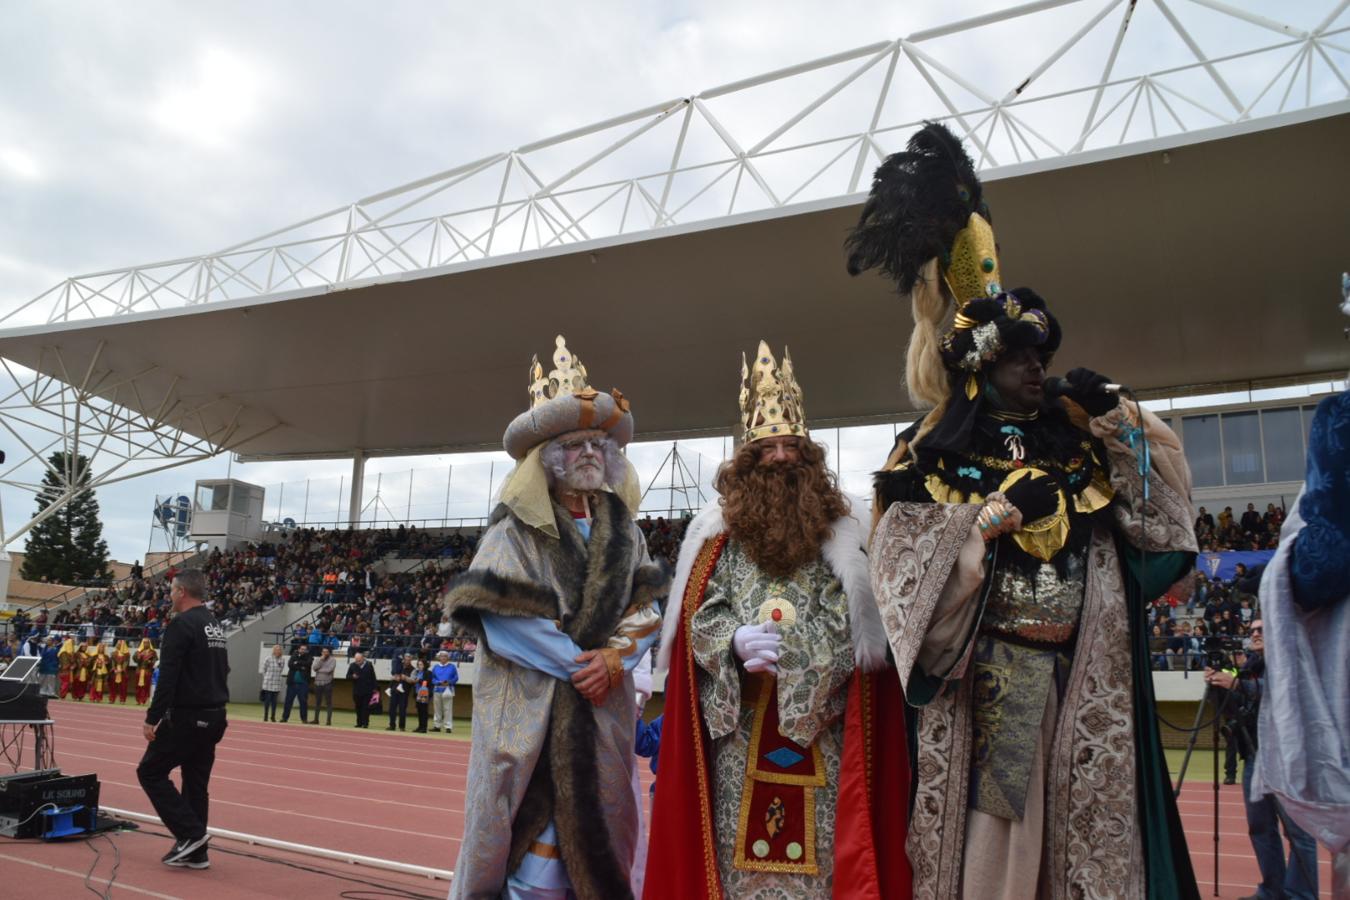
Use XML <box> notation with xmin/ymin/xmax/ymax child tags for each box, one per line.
<box><xmin>226</xmin><ymin>601</ymin><xmax>324</xmax><ymax>702</ymax></box>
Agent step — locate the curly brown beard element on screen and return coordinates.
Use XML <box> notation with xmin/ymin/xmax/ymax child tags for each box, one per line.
<box><xmin>716</xmin><ymin>439</ymin><xmax>850</xmax><ymax>579</ymax></box>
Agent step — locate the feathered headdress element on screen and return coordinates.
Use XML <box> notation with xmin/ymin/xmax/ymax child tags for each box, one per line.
<box><xmin>847</xmin><ymin>122</ymin><xmax>1058</xmax><ymax>406</ymax></box>
<box><xmin>845</xmin><ymin>121</ymin><xmax>997</xmax><ymax>299</ymax></box>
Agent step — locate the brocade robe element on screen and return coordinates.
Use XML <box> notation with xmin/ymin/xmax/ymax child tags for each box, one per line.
<box><xmin>692</xmin><ymin>540</ymin><xmax>854</xmax><ymax>898</ymax></box>
<box><xmin>871</xmin><ymin>403</ymin><xmax>1199</xmax><ymax>900</ymax></box>
<box><xmin>644</xmin><ymin>502</ymin><xmax>910</xmax><ymax>900</ymax></box>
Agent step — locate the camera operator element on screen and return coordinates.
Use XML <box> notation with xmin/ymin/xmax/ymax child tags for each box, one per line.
<box><xmin>1205</xmin><ymin>619</ymin><xmax>1318</xmax><ymax>900</ymax></box>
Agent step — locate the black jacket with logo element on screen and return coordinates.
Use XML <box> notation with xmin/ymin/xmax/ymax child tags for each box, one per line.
<box><xmin>144</xmin><ymin>604</ymin><xmax>230</xmax><ymax>726</ymax></box>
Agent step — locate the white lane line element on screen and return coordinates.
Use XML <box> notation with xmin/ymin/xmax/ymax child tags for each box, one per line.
<box><xmin>51</xmin><ymin>714</ymin><xmax>473</xmax><ymax>767</ymax></box>
<box><xmin>93</xmin><ymin>778</ymin><xmax>464</xmax><ymax>845</ymax></box>
<box><xmin>63</xmin><ymin>750</ymin><xmax>465</xmax><ymax>813</ymax></box>
<box><xmin>57</xmin><ymin>738</ymin><xmax>467</xmax><ymax>798</ymax></box>
<box><xmin>0</xmin><ymin>849</ymin><xmax>183</xmax><ymax>899</ymax></box>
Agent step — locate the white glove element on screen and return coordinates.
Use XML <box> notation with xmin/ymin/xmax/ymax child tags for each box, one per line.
<box><xmin>732</xmin><ymin>622</ymin><xmax>781</xmax><ymax>675</ymax></box>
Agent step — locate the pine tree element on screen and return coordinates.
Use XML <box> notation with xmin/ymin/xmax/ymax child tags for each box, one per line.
<box><xmin>21</xmin><ymin>451</ymin><xmax>113</xmax><ymax>585</ymax></box>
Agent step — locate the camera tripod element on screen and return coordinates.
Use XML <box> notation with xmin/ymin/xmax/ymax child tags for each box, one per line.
<box><xmin>1170</xmin><ymin>678</ymin><xmax>1318</xmax><ymax>896</ymax></box>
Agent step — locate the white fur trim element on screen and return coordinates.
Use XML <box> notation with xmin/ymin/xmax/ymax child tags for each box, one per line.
<box><xmin>829</xmin><ymin>496</ymin><xmax>889</xmax><ymax>673</ymax></box>
<box><xmin>654</xmin><ymin>495</ymin><xmax>888</xmax><ymax>675</ymax></box>
<box><xmin>655</xmin><ymin>505</ymin><xmax>725</xmax><ymax>674</ymax></box>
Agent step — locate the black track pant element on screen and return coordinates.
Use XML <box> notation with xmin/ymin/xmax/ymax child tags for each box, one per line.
<box><xmin>136</xmin><ymin>708</ymin><xmax>227</xmax><ymax>841</ymax></box>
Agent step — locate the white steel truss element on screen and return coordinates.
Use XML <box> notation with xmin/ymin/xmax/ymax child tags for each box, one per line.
<box><xmin>0</xmin><ymin>344</ymin><xmax>279</xmax><ymax>548</ymax></box>
<box><xmin>4</xmin><ymin>0</ymin><xmax>1347</xmax><ymax>327</ymax></box>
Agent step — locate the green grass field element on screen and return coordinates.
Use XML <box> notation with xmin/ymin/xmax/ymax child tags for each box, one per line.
<box><xmin>225</xmin><ymin>701</ymin><xmax>474</xmax><ymax>739</ymax></box>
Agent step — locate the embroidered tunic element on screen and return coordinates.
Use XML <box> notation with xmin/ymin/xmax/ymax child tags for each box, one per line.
<box><xmin>690</xmin><ymin>540</ymin><xmax>854</xmax><ymax>898</ymax></box>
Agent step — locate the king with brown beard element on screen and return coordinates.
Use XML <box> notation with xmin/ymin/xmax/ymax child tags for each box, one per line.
<box><xmin>644</xmin><ymin>342</ymin><xmax>912</xmax><ymax>900</ymax></box>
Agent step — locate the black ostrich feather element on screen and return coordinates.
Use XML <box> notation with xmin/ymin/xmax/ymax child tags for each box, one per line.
<box><xmin>845</xmin><ymin>121</ymin><xmax>987</xmax><ymax>293</ymax></box>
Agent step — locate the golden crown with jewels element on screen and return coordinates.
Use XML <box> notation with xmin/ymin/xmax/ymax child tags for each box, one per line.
<box><xmin>739</xmin><ymin>341</ymin><xmax>808</xmax><ymax>443</ymax></box>
<box><xmin>528</xmin><ymin>335</ymin><xmax>591</xmax><ymax>407</ymax></box>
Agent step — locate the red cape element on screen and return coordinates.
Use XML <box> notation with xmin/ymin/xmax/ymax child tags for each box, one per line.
<box><xmin>643</xmin><ymin>535</ymin><xmax>912</xmax><ymax>899</ymax></box>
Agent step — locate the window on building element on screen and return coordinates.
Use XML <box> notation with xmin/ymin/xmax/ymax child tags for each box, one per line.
<box><xmin>1262</xmin><ymin>407</ymin><xmax>1306</xmax><ymax>483</ymax></box>
<box><xmin>1222</xmin><ymin>412</ymin><xmax>1263</xmax><ymax>485</ymax></box>
<box><xmin>1182</xmin><ymin>415</ymin><xmax>1223</xmax><ymax>488</ymax></box>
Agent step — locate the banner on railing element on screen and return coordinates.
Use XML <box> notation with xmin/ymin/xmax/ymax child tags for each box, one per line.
<box><xmin>1196</xmin><ymin>550</ymin><xmax>1276</xmax><ymax>582</ymax></box>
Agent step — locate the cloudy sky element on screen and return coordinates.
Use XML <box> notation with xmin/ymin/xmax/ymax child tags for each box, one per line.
<box><xmin>0</xmin><ymin>0</ymin><xmax>1343</xmax><ymax>565</ymax></box>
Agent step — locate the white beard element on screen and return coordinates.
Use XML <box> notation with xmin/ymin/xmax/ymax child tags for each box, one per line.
<box><xmin>560</xmin><ymin>458</ymin><xmax>605</xmax><ymax>493</ymax></box>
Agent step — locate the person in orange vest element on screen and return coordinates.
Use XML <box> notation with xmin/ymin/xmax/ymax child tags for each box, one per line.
<box><xmin>90</xmin><ymin>645</ymin><xmax>110</xmax><ymax>702</ymax></box>
<box><xmin>322</xmin><ymin>570</ymin><xmax>338</xmax><ymax>598</ymax></box>
<box><xmin>72</xmin><ymin>642</ymin><xmax>94</xmax><ymax>700</ymax></box>
<box><xmin>110</xmin><ymin>639</ymin><xmax>132</xmax><ymax>703</ymax></box>
<box><xmin>134</xmin><ymin>638</ymin><xmax>157</xmax><ymax>705</ymax></box>
<box><xmin>57</xmin><ymin>638</ymin><xmax>77</xmax><ymax>699</ymax></box>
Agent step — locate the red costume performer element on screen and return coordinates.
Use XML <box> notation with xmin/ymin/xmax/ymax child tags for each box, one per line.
<box><xmin>72</xmin><ymin>645</ymin><xmax>92</xmax><ymax>700</ymax></box>
<box><xmin>110</xmin><ymin>639</ymin><xmax>131</xmax><ymax>703</ymax></box>
<box><xmin>134</xmin><ymin>638</ymin><xmax>157</xmax><ymax>705</ymax></box>
<box><xmin>58</xmin><ymin>638</ymin><xmax>76</xmax><ymax>699</ymax></box>
<box><xmin>89</xmin><ymin>648</ymin><xmax>109</xmax><ymax>703</ymax></box>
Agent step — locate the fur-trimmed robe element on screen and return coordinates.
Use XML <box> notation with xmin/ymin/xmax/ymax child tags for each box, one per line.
<box><xmin>646</xmin><ymin>498</ymin><xmax>911</xmax><ymax>900</ymax></box>
<box><xmin>655</xmin><ymin>498</ymin><xmax>888</xmax><ymax>676</ymax></box>
<box><xmin>445</xmin><ymin>491</ymin><xmax>669</xmax><ymax>900</ymax></box>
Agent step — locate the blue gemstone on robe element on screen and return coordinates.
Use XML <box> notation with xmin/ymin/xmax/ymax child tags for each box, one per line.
<box><xmin>765</xmin><ymin>747</ymin><xmax>806</xmax><ymax>769</ymax></box>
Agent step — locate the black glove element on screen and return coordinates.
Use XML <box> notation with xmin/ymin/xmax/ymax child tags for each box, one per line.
<box><xmin>1003</xmin><ymin>474</ymin><xmax>1059</xmax><ymax>523</ymax></box>
<box><xmin>1061</xmin><ymin>367</ymin><xmax>1118</xmax><ymax>417</ymax></box>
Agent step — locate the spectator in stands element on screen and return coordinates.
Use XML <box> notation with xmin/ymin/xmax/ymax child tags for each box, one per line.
<box><xmin>1150</xmin><ymin>625</ymin><xmax>1169</xmax><ymax>670</ymax></box>
<box><xmin>411</xmin><ymin>656</ymin><xmax>431</xmax><ymax>733</ymax></box>
<box><xmin>386</xmin><ymin>652</ymin><xmax>410</xmax><ymax>731</ymax></box>
<box><xmin>431</xmin><ymin>650</ymin><xmax>458</xmax><ymax>733</ymax></box>
<box><xmin>0</xmin><ymin>637</ymin><xmax>13</xmax><ymax>666</ymax></box>
<box><xmin>260</xmin><ymin>644</ymin><xmax>285</xmax><ymax>721</ymax></box>
<box><xmin>1195</xmin><ymin>506</ymin><xmax>1215</xmax><ymax>534</ymax></box>
<box><xmin>282</xmin><ymin>645</ymin><xmax>313</xmax><ymax>723</ymax></box>
<box><xmin>347</xmin><ymin>652</ymin><xmax>378</xmax><ymax>729</ymax></box>
<box><xmin>1240</xmin><ymin>502</ymin><xmax>1263</xmax><ymax>536</ymax></box>
<box><xmin>437</xmin><ymin>614</ymin><xmax>454</xmax><ymax>640</ymax></box>
<box><xmin>311</xmin><ymin>646</ymin><xmax>337</xmax><ymax>725</ymax></box>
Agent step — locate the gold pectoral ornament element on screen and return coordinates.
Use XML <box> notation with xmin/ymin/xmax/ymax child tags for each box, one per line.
<box><xmin>756</xmin><ymin>597</ymin><xmax>797</xmax><ymax>630</ymax></box>
<box><xmin>999</xmin><ymin>467</ymin><xmax>1069</xmax><ymax>562</ymax></box>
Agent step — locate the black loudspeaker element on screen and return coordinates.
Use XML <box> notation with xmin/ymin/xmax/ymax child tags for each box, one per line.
<box><xmin>0</xmin><ymin>770</ymin><xmax>100</xmax><ymax>838</ymax></box>
<box><xmin>0</xmin><ymin>681</ymin><xmax>47</xmax><ymax>721</ymax></box>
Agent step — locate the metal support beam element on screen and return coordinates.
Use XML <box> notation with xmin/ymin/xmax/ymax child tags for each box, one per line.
<box><xmin>349</xmin><ymin>452</ymin><xmax>366</xmax><ymax>526</ymax></box>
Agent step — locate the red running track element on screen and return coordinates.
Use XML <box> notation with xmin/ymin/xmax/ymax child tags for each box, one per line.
<box><xmin>3</xmin><ymin>699</ymin><xmax>1335</xmax><ymax>898</ymax></box>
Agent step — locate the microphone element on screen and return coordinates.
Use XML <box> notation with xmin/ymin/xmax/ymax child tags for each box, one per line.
<box><xmin>1043</xmin><ymin>377</ymin><xmax>1125</xmax><ymax>398</ymax></box>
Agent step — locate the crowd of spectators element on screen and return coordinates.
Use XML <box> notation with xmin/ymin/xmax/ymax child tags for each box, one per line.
<box><xmin>1194</xmin><ymin>502</ymin><xmax>1285</xmax><ymax>552</ymax></box>
<box><xmin>637</xmin><ymin>515</ymin><xmax>690</xmax><ymax>566</ymax></box>
<box><xmin>11</xmin><ymin>513</ymin><xmax>692</xmax><ymax>656</ymax></box>
<box><xmin>1149</xmin><ymin>563</ymin><xmax>1263</xmax><ymax>671</ymax></box>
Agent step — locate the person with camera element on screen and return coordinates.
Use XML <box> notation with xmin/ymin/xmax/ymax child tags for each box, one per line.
<box><xmin>281</xmin><ymin>643</ymin><xmax>312</xmax><ymax>723</ymax></box>
<box><xmin>1205</xmin><ymin>619</ymin><xmax>1318</xmax><ymax>900</ymax></box>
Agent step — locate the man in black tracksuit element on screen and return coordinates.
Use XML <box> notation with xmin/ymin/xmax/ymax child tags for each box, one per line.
<box><xmin>137</xmin><ymin>569</ymin><xmax>229</xmax><ymax>870</ymax></box>
<box><xmin>347</xmin><ymin>651</ymin><xmax>378</xmax><ymax>728</ymax></box>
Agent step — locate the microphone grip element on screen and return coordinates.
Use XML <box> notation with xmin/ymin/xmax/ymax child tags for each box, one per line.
<box><xmin>1044</xmin><ymin>376</ymin><xmax>1125</xmax><ymax>396</ymax></box>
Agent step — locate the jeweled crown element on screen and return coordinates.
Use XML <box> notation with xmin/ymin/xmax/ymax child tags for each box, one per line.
<box><xmin>739</xmin><ymin>341</ymin><xmax>808</xmax><ymax>443</ymax></box>
<box><xmin>528</xmin><ymin>335</ymin><xmax>591</xmax><ymax>408</ymax></box>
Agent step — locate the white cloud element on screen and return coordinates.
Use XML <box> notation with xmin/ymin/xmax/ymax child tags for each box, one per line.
<box><xmin>149</xmin><ymin>46</ymin><xmax>272</xmax><ymax>150</ymax></box>
<box><xmin>0</xmin><ymin>146</ymin><xmax>41</xmax><ymax>180</ymax></box>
